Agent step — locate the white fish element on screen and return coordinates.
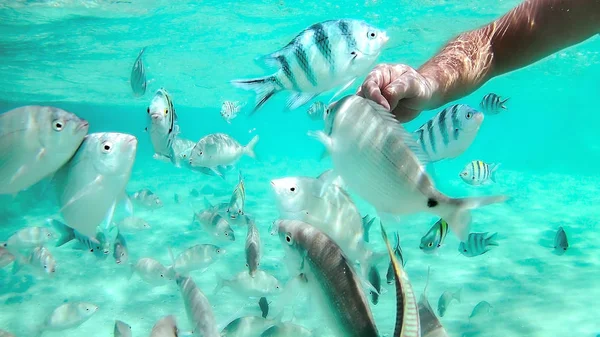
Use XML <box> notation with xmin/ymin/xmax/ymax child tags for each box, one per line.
<box><xmin>227</xmin><ymin>171</ymin><xmax>246</xmax><ymax>219</ymax></box>
<box><xmin>309</xmin><ymin>95</ymin><xmax>506</xmax><ymax>241</ymax></box>
<box><xmin>150</xmin><ymin>315</ymin><xmax>179</xmax><ymax>337</ymax></box>
<box><xmin>458</xmin><ymin>232</ymin><xmax>498</xmax><ymax>257</ymax></box>
<box><xmin>437</xmin><ymin>289</ymin><xmax>461</xmax><ymax>317</ymax></box>
<box><xmin>245</xmin><ymin>220</ymin><xmax>261</xmax><ymax>276</ymax></box>
<box><xmin>12</xmin><ymin>246</ymin><xmax>57</xmax><ymax>277</ymax></box>
<box><xmin>0</xmin><ymin>105</ymin><xmax>88</xmax><ymax>195</ymax></box>
<box><xmin>414</xmin><ymin>104</ymin><xmax>484</xmax><ymax>162</ymax></box>
<box><xmin>231</xmin><ymin>19</ymin><xmax>389</xmax><ymax>114</ymax></box>
<box><xmin>553</xmin><ymin>226</ymin><xmax>568</xmax><ymax>255</ymax></box>
<box><xmin>480</xmin><ymin>93</ymin><xmax>509</xmax><ymax>115</ymax></box>
<box><xmin>117</xmin><ymin>216</ymin><xmax>151</xmax><ymax>233</ymax></box>
<box><xmin>130</xmin><ymin>47</ymin><xmax>147</xmax><ymax>97</ymax></box>
<box><xmin>193</xmin><ymin>209</ymin><xmax>236</xmax><ymax>242</ymax></box>
<box><xmin>221</xmin><ymin>101</ymin><xmax>243</xmax><ymax>123</ymax></box>
<box><xmin>459</xmin><ymin>160</ymin><xmax>500</xmax><ymax>185</ymax></box>
<box><xmin>131</xmin><ymin>188</ymin><xmax>163</xmax><ymax>210</ymax></box>
<box><xmin>214</xmin><ymin>270</ymin><xmax>281</xmax><ymax>298</ymax></box>
<box><xmin>129</xmin><ymin>257</ymin><xmax>173</xmax><ymax>286</ymax></box>
<box><xmin>170</xmin><ymin>244</ymin><xmax>225</xmax><ymax>274</ymax></box>
<box><xmin>1</xmin><ymin>227</ymin><xmax>55</xmax><ymax>253</ymax></box>
<box><xmin>113</xmin><ymin>232</ymin><xmax>128</xmax><ymax>265</ymax></box>
<box><xmin>146</xmin><ymin>88</ymin><xmax>179</xmax><ymax>162</ymax></box>
<box><xmin>114</xmin><ymin>320</ymin><xmax>132</xmax><ymax>337</ymax></box>
<box><xmin>176</xmin><ymin>275</ymin><xmax>220</xmax><ymax>337</ymax></box>
<box><xmin>0</xmin><ymin>247</ymin><xmax>15</xmax><ymax>268</ymax></box>
<box><xmin>54</xmin><ymin>132</ymin><xmax>138</xmax><ymax>238</ymax></box>
<box><xmin>167</xmin><ymin>137</ymin><xmax>196</xmax><ymax>168</ymax></box>
<box><xmin>37</xmin><ymin>302</ymin><xmax>98</xmax><ymax>336</ymax></box>
<box><xmin>188</xmin><ymin>133</ymin><xmax>259</xmax><ymax>178</ymax></box>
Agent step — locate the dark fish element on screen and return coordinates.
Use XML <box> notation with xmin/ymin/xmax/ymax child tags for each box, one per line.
<box><xmin>130</xmin><ymin>47</ymin><xmax>147</xmax><ymax>97</ymax></box>
<box><xmin>190</xmin><ymin>188</ymin><xmax>200</xmax><ymax>198</ymax></box>
<box><xmin>368</xmin><ymin>266</ymin><xmax>381</xmax><ymax>305</ymax></box>
<box><xmin>174</xmin><ymin>193</ymin><xmax>180</xmax><ymax>204</ymax></box>
<box><xmin>386</xmin><ymin>231</ymin><xmax>406</xmax><ymax>285</ymax></box>
<box><xmin>553</xmin><ymin>226</ymin><xmax>568</xmax><ymax>255</ymax></box>
<box><xmin>259</xmin><ymin>297</ymin><xmax>269</xmax><ymax>318</ymax></box>
<box><xmin>419</xmin><ymin>219</ymin><xmax>449</xmax><ymax>254</ymax></box>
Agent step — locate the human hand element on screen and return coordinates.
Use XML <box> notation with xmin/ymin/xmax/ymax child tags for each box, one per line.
<box><xmin>356</xmin><ymin>64</ymin><xmax>436</xmax><ymax>123</ymax></box>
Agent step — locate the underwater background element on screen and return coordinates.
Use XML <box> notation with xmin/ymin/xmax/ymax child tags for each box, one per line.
<box><xmin>1</xmin><ymin>0</ymin><xmax>599</xmax><ymax>336</ymax></box>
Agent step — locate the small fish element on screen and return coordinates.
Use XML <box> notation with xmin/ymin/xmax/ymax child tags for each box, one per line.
<box><xmin>50</xmin><ymin>219</ymin><xmax>110</xmax><ymax>258</ymax></box>
<box><xmin>386</xmin><ymin>231</ymin><xmax>406</xmax><ymax>285</ymax></box>
<box><xmin>220</xmin><ymin>314</ymin><xmax>282</xmax><ymax>337</ymax></box>
<box><xmin>114</xmin><ymin>320</ymin><xmax>132</xmax><ymax>337</ymax></box>
<box><xmin>309</xmin><ymin>95</ymin><xmax>507</xmax><ymax>242</ymax></box>
<box><xmin>170</xmin><ymin>244</ymin><xmax>225</xmax><ymax>274</ymax></box>
<box><xmin>228</xmin><ymin>171</ymin><xmax>246</xmax><ymax>219</ymax></box>
<box><xmin>245</xmin><ymin>220</ymin><xmax>261</xmax><ymax>276</ymax></box>
<box><xmin>113</xmin><ymin>233</ymin><xmax>128</xmax><ymax>265</ymax></box>
<box><xmin>174</xmin><ymin>193</ymin><xmax>180</xmax><ymax>204</ymax></box>
<box><xmin>176</xmin><ymin>275</ymin><xmax>220</xmax><ymax>337</ymax></box>
<box><xmin>193</xmin><ymin>210</ymin><xmax>236</xmax><ymax>242</ymax></box>
<box><xmin>554</xmin><ymin>226</ymin><xmax>569</xmax><ymax>255</ymax></box>
<box><xmin>117</xmin><ymin>216</ymin><xmax>151</xmax><ymax>233</ymax></box>
<box><xmin>0</xmin><ymin>105</ymin><xmax>89</xmax><ymax>195</ymax></box>
<box><xmin>131</xmin><ymin>189</ymin><xmax>163</xmax><ymax>210</ymax></box>
<box><xmin>480</xmin><ymin>93</ymin><xmax>509</xmax><ymax>115</ymax></box>
<box><xmin>129</xmin><ymin>257</ymin><xmax>173</xmax><ymax>286</ymax></box>
<box><xmin>469</xmin><ymin>300</ymin><xmax>493</xmax><ymax>322</ymax></box>
<box><xmin>307</xmin><ymin>101</ymin><xmax>327</xmax><ymax>121</ymax></box>
<box><xmin>221</xmin><ymin>101</ymin><xmax>243</xmax><ymax>123</ymax></box>
<box><xmin>130</xmin><ymin>47</ymin><xmax>147</xmax><ymax>97</ymax></box>
<box><xmin>54</xmin><ymin>132</ymin><xmax>138</xmax><ymax>238</ymax></box>
<box><xmin>149</xmin><ymin>315</ymin><xmax>179</xmax><ymax>337</ymax></box>
<box><xmin>188</xmin><ymin>133</ymin><xmax>259</xmax><ymax>177</ymax></box>
<box><xmin>414</xmin><ymin>104</ymin><xmax>484</xmax><ymax>162</ymax></box>
<box><xmin>458</xmin><ymin>232</ymin><xmax>499</xmax><ymax>257</ymax></box>
<box><xmin>12</xmin><ymin>246</ymin><xmax>57</xmax><ymax>277</ymax></box>
<box><xmin>37</xmin><ymin>302</ymin><xmax>98</xmax><ymax>335</ymax></box>
<box><xmin>146</xmin><ymin>88</ymin><xmax>179</xmax><ymax>162</ymax></box>
<box><xmin>460</xmin><ymin>160</ymin><xmax>500</xmax><ymax>186</ymax></box>
<box><xmin>258</xmin><ymin>297</ymin><xmax>269</xmax><ymax>318</ymax></box>
<box><xmin>0</xmin><ymin>247</ymin><xmax>15</xmax><ymax>268</ymax></box>
<box><xmin>203</xmin><ymin>197</ymin><xmax>253</xmax><ymax>227</ymax></box>
<box><xmin>231</xmin><ymin>20</ymin><xmax>389</xmax><ymax>114</ymax></box>
<box><xmin>190</xmin><ymin>188</ymin><xmax>200</xmax><ymax>198</ymax></box>
<box><xmin>260</xmin><ymin>323</ymin><xmax>315</xmax><ymax>337</ymax></box>
<box><xmin>214</xmin><ymin>270</ymin><xmax>282</xmax><ymax>298</ymax></box>
<box><xmin>163</xmin><ymin>137</ymin><xmax>197</xmax><ymax>169</ymax></box>
<box><xmin>1</xmin><ymin>227</ymin><xmax>55</xmax><ymax>253</ymax></box>
<box><xmin>419</xmin><ymin>218</ymin><xmax>449</xmax><ymax>254</ymax></box>
<box><xmin>418</xmin><ymin>267</ymin><xmax>449</xmax><ymax>337</ymax></box>
<box><xmin>437</xmin><ymin>288</ymin><xmax>461</xmax><ymax>317</ymax></box>
<box><xmin>368</xmin><ymin>265</ymin><xmax>381</xmax><ymax>305</ymax></box>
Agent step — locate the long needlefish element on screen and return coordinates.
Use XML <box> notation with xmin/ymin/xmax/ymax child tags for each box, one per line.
<box><xmin>231</xmin><ymin>19</ymin><xmax>389</xmax><ymax>114</ymax></box>
<box><xmin>54</xmin><ymin>133</ymin><xmax>137</xmax><ymax>238</ymax></box>
<box><xmin>245</xmin><ymin>220</ymin><xmax>261</xmax><ymax>276</ymax></box>
<box><xmin>386</xmin><ymin>231</ymin><xmax>406</xmax><ymax>285</ymax></box>
<box><xmin>480</xmin><ymin>93</ymin><xmax>509</xmax><ymax>115</ymax></box>
<box><xmin>130</xmin><ymin>47</ymin><xmax>147</xmax><ymax>97</ymax></box>
<box><xmin>309</xmin><ymin>95</ymin><xmax>506</xmax><ymax>241</ymax></box>
<box><xmin>0</xmin><ymin>105</ymin><xmax>88</xmax><ymax>195</ymax></box>
<box><xmin>176</xmin><ymin>274</ymin><xmax>220</xmax><ymax>337</ymax></box>
<box><xmin>276</xmin><ymin>219</ymin><xmax>378</xmax><ymax>337</ymax></box>
<box><xmin>380</xmin><ymin>221</ymin><xmax>421</xmax><ymax>337</ymax></box>
<box><xmin>459</xmin><ymin>160</ymin><xmax>500</xmax><ymax>185</ymax></box>
<box><xmin>418</xmin><ymin>268</ymin><xmax>449</xmax><ymax>337</ymax></box>
<box><xmin>146</xmin><ymin>88</ymin><xmax>179</xmax><ymax>162</ymax></box>
<box><xmin>414</xmin><ymin>104</ymin><xmax>483</xmax><ymax>162</ymax></box>
<box><xmin>419</xmin><ymin>219</ymin><xmax>449</xmax><ymax>254</ymax></box>
<box><xmin>189</xmin><ymin>133</ymin><xmax>258</xmax><ymax>178</ymax></box>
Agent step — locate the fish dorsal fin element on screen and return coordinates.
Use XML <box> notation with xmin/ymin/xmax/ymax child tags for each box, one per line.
<box><xmin>420</xmin><ymin>266</ymin><xmax>432</xmax><ymax>306</ymax></box>
<box><xmin>363</xmin><ymin>98</ymin><xmax>431</xmax><ymax>166</ymax></box>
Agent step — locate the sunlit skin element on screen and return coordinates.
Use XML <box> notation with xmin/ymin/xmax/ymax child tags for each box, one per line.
<box><xmin>357</xmin><ymin>0</ymin><xmax>600</xmax><ymax>122</ymax></box>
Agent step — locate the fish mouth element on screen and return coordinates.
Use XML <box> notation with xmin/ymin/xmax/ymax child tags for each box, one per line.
<box><xmin>77</xmin><ymin>120</ymin><xmax>89</xmax><ymax>131</ymax></box>
<box><xmin>381</xmin><ymin>32</ymin><xmax>390</xmax><ymax>45</ymax></box>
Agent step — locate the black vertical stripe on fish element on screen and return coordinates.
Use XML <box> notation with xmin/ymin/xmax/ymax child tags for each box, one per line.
<box><xmin>451</xmin><ymin>105</ymin><xmax>460</xmax><ymax>140</ymax></box>
<box><xmin>312</xmin><ymin>23</ymin><xmax>335</xmax><ymax>71</ymax></box>
<box><xmin>426</xmin><ymin>119</ymin><xmax>436</xmax><ymax>154</ymax></box>
<box><xmin>294</xmin><ymin>44</ymin><xmax>317</xmax><ymax>87</ymax></box>
<box><xmin>471</xmin><ymin>161</ymin><xmax>476</xmax><ymax>180</ymax></box>
<box><xmin>277</xmin><ymin>55</ymin><xmax>300</xmax><ymax>91</ymax></box>
<box><xmin>484</xmin><ymin>164</ymin><xmax>489</xmax><ymax>181</ymax></box>
<box><xmin>438</xmin><ymin>107</ymin><xmax>449</xmax><ymax>146</ymax></box>
<box><xmin>416</xmin><ymin>129</ymin><xmax>427</xmax><ymax>155</ymax></box>
<box><xmin>337</xmin><ymin>20</ymin><xmax>357</xmax><ymax>50</ymax></box>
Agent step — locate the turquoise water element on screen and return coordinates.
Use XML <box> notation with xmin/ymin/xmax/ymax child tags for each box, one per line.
<box><xmin>1</xmin><ymin>0</ymin><xmax>600</xmax><ymax>336</ymax></box>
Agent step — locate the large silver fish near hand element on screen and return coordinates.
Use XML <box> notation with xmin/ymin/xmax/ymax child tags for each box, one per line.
<box><xmin>0</xmin><ymin>106</ymin><xmax>88</xmax><ymax>195</ymax></box>
<box><xmin>55</xmin><ymin>133</ymin><xmax>137</xmax><ymax>238</ymax></box>
<box><xmin>310</xmin><ymin>95</ymin><xmax>507</xmax><ymax>241</ymax></box>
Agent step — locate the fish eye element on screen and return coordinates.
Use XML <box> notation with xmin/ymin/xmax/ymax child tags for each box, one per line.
<box><xmin>285</xmin><ymin>233</ymin><xmax>293</xmax><ymax>244</ymax></box>
<box><xmin>471</xmin><ymin>177</ymin><xmax>475</xmax><ymax>180</ymax></box>
<box><xmin>101</xmin><ymin>141</ymin><xmax>113</xmax><ymax>153</ymax></box>
<box><xmin>52</xmin><ymin>120</ymin><xmax>64</xmax><ymax>131</ymax></box>
<box><xmin>246</xmin><ymin>263</ymin><xmax>249</xmax><ymax>267</ymax></box>
<box><xmin>160</xmin><ymin>274</ymin><xmax>164</xmax><ymax>278</ymax></box>
<box><xmin>146</xmin><ymin>107</ymin><xmax>150</xmax><ymax>114</ymax></box>
<box><xmin>466</xmin><ymin>112</ymin><xmax>472</xmax><ymax>119</ymax></box>
<box><xmin>164</xmin><ymin>108</ymin><xmax>169</xmax><ymax>115</ymax></box>
<box><xmin>290</xmin><ymin>187</ymin><xmax>296</xmax><ymax>192</ymax></box>
<box><xmin>367</xmin><ymin>30</ymin><xmax>377</xmax><ymax>39</ymax></box>
<box><xmin>350</xmin><ymin>51</ymin><xmax>356</xmax><ymax>55</ymax></box>
<box><xmin>463</xmin><ymin>249</ymin><xmax>468</xmax><ymax>252</ymax></box>
<box><xmin>44</xmin><ymin>264</ymin><xmax>47</xmax><ymax>269</ymax></box>
<box><xmin>427</xmin><ymin>242</ymin><xmax>433</xmax><ymax>247</ymax></box>
<box><xmin>121</xmin><ymin>252</ymin><xmax>125</xmax><ymax>257</ymax></box>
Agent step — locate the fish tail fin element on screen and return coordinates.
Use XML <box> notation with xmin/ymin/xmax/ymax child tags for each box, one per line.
<box><xmin>486</xmin><ymin>232</ymin><xmax>500</xmax><ymax>246</ymax></box>
<box><xmin>244</xmin><ymin>135</ymin><xmax>259</xmax><ymax>159</ymax></box>
<box><xmin>454</xmin><ymin>287</ymin><xmax>462</xmax><ymax>303</ymax></box>
<box><xmin>500</xmin><ymin>97</ymin><xmax>510</xmax><ymax>109</ymax></box>
<box><xmin>230</xmin><ymin>76</ymin><xmax>279</xmax><ymax>115</ymax></box>
<box><xmin>361</xmin><ymin>215</ymin><xmax>376</xmax><ymax>243</ymax></box>
<box><xmin>489</xmin><ymin>163</ymin><xmax>501</xmax><ymax>183</ymax></box>
<box><xmin>443</xmin><ymin>195</ymin><xmax>508</xmax><ymax>241</ymax></box>
<box><xmin>48</xmin><ymin>218</ymin><xmax>75</xmax><ymax>247</ymax></box>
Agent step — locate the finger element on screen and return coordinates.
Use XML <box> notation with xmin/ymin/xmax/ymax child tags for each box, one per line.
<box><xmin>362</xmin><ymin>79</ymin><xmax>391</xmax><ymax>110</ymax></box>
<box><xmin>381</xmin><ymin>80</ymin><xmax>410</xmax><ymax>111</ymax></box>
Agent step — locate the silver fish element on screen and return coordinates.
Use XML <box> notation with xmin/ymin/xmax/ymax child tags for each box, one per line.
<box><xmin>188</xmin><ymin>133</ymin><xmax>258</xmax><ymax>177</ymax></box>
<box><xmin>220</xmin><ymin>315</ymin><xmax>281</xmax><ymax>337</ymax></box>
<box><xmin>228</xmin><ymin>171</ymin><xmax>246</xmax><ymax>219</ymax></box>
<box><xmin>231</xmin><ymin>19</ymin><xmax>389</xmax><ymax>114</ymax></box>
<box><xmin>0</xmin><ymin>247</ymin><xmax>15</xmax><ymax>268</ymax></box>
<box><xmin>414</xmin><ymin>104</ymin><xmax>484</xmax><ymax>162</ymax></box>
<box><xmin>469</xmin><ymin>301</ymin><xmax>493</xmax><ymax>322</ymax></box>
<box><xmin>1</xmin><ymin>226</ymin><xmax>55</xmax><ymax>253</ymax></box>
<box><xmin>12</xmin><ymin>246</ymin><xmax>57</xmax><ymax>277</ymax></box>
<box><xmin>221</xmin><ymin>101</ymin><xmax>243</xmax><ymax>123</ymax></box>
<box><xmin>307</xmin><ymin>101</ymin><xmax>327</xmax><ymax>121</ymax></box>
<box><xmin>276</xmin><ymin>219</ymin><xmax>378</xmax><ymax>337</ymax></box>
<box><xmin>0</xmin><ymin>105</ymin><xmax>88</xmax><ymax>195</ymax></box>
<box><xmin>117</xmin><ymin>216</ymin><xmax>151</xmax><ymax>233</ymax></box>
<box><xmin>458</xmin><ymin>232</ymin><xmax>498</xmax><ymax>257</ymax></box>
<box><xmin>131</xmin><ymin>188</ymin><xmax>163</xmax><ymax>210</ymax></box>
<box><xmin>480</xmin><ymin>93</ymin><xmax>509</xmax><ymax>115</ymax></box>
<box><xmin>309</xmin><ymin>95</ymin><xmax>506</xmax><ymax>241</ymax></box>
<box><xmin>51</xmin><ymin>219</ymin><xmax>110</xmax><ymax>259</ymax></box>
<box><xmin>203</xmin><ymin>197</ymin><xmax>253</xmax><ymax>227</ymax></box>
<box><xmin>386</xmin><ymin>231</ymin><xmax>406</xmax><ymax>285</ymax></box>
<box><xmin>150</xmin><ymin>315</ymin><xmax>179</xmax><ymax>337</ymax></box>
<box><xmin>170</xmin><ymin>244</ymin><xmax>225</xmax><ymax>274</ymax></box>
<box><xmin>147</xmin><ymin>88</ymin><xmax>179</xmax><ymax>161</ymax></box>
<box><xmin>176</xmin><ymin>274</ymin><xmax>220</xmax><ymax>337</ymax></box>
<box><xmin>114</xmin><ymin>320</ymin><xmax>132</xmax><ymax>337</ymax></box>
<box><xmin>380</xmin><ymin>222</ymin><xmax>421</xmax><ymax>337</ymax></box>
<box><xmin>129</xmin><ymin>257</ymin><xmax>173</xmax><ymax>286</ymax></box>
<box><xmin>113</xmin><ymin>232</ymin><xmax>128</xmax><ymax>265</ymax></box>
<box><xmin>419</xmin><ymin>219</ymin><xmax>449</xmax><ymax>254</ymax></box>
<box><xmin>166</xmin><ymin>137</ymin><xmax>196</xmax><ymax>168</ymax></box>
<box><xmin>418</xmin><ymin>268</ymin><xmax>449</xmax><ymax>337</ymax></box>
<box><xmin>54</xmin><ymin>133</ymin><xmax>138</xmax><ymax>238</ymax></box>
<box><xmin>192</xmin><ymin>209</ymin><xmax>236</xmax><ymax>242</ymax></box>
<box><xmin>459</xmin><ymin>160</ymin><xmax>500</xmax><ymax>186</ymax></box>
<box><xmin>130</xmin><ymin>47</ymin><xmax>147</xmax><ymax>97</ymax></box>
<box><xmin>258</xmin><ymin>297</ymin><xmax>269</xmax><ymax>318</ymax></box>
<box><xmin>437</xmin><ymin>288</ymin><xmax>461</xmax><ymax>317</ymax></box>
<box><xmin>38</xmin><ymin>302</ymin><xmax>98</xmax><ymax>334</ymax></box>
<box><xmin>554</xmin><ymin>226</ymin><xmax>568</xmax><ymax>255</ymax></box>
<box><xmin>260</xmin><ymin>323</ymin><xmax>315</xmax><ymax>337</ymax></box>
<box><xmin>245</xmin><ymin>220</ymin><xmax>261</xmax><ymax>276</ymax></box>
<box><xmin>214</xmin><ymin>270</ymin><xmax>281</xmax><ymax>298</ymax></box>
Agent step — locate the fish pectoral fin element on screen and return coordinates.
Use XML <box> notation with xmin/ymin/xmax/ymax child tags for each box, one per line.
<box><xmin>58</xmin><ymin>175</ymin><xmax>104</xmax><ymax>212</ymax></box>
<box><xmin>306</xmin><ymin>130</ymin><xmax>333</xmax><ymax>154</ymax></box>
<box><xmin>329</xmin><ymin>78</ymin><xmax>357</xmax><ymax>103</ymax></box>
<box><xmin>286</xmin><ymin>92</ymin><xmax>318</xmax><ymax>111</ymax></box>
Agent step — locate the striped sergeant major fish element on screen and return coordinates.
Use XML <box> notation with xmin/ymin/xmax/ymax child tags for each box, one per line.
<box><xmin>458</xmin><ymin>232</ymin><xmax>498</xmax><ymax>258</ymax></box>
<box><xmin>146</xmin><ymin>88</ymin><xmax>179</xmax><ymax>163</ymax></box>
<box><xmin>460</xmin><ymin>160</ymin><xmax>500</xmax><ymax>186</ymax></box>
<box><xmin>380</xmin><ymin>221</ymin><xmax>421</xmax><ymax>337</ymax></box>
<box><xmin>414</xmin><ymin>104</ymin><xmax>483</xmax><ymax>162</ymax></box>
<box><xmin>419</xmin><ymin>218</ymin><xmax>449</xmax><ymax>254</ymax></box>
<box><xmin>480</xmin><ymin>93</ymin><xmax>509</xmax><ymax>115</ymax></box>
<box><xmin>231</xmin><ymin>19</ymin><xmax>389</xmax><ymax>114</ymax></box>
<box><xmin>220</xmin><ymin>101</ymin><xmax>243</xmax><ymax>123</ymax></box>
<box><xmin>227</xmin><ymin>170</ymin><xmax>246</xmax><ymax>219</ymax></box>
<box><xmin>130</xmin><ymin>47</ymin><xmax>147</xmax><ymax>97</ymax></box>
